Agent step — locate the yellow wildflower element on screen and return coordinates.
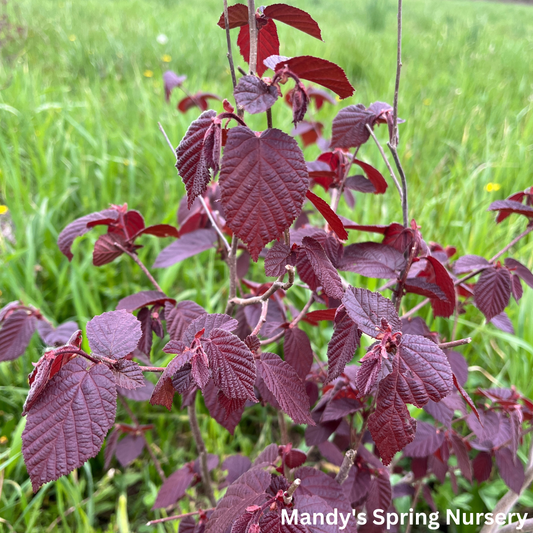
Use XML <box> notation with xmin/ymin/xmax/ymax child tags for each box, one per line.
<box><xmin>143</xmin><ymin>70</ymin><xmax>154</xmax><ymax>78</ymax></box>
<box><xmin>0</xmin><ymin>205</ymin><xmax>8</xmax><ymax>215</ymax></box>
<box><xmin>486</xmin><ymin>183</ymin><xmax>501</xmax><ymax>192</ymax></box>
<box><xmin>68</xmin><ymin>35</ymin><xmax>76</xmax><ymax>42</ymax></box>
<box><xmin>161</xmin><ymin>54</ymin><xmax>172</xmax><ymax>63</ymax></box>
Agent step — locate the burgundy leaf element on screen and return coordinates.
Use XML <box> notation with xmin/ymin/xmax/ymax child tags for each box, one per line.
<box><xmin>303</xmin><ymin>308</ymin><xmax>337</xmax><ymax>325</ymax></box>
<box><xmin>217</xmin><ymin>4</ymin><xmax>249</xmax><ymax>29</ymax></box>
<box><xmin>317</xmin><ymin>441</ymin><xmax>344</xmax><ymax>466</ymax></box>
<box><xmin>352</xmin><ymin>159</ymin><xmax>388</xmax><ymax>195</ymax></box>
<box><xmin>284</xmin><ymin>327</ymin><xmax>313</xmax><ymax>380</ymax></box>
<box><xmin>57</xmin><ymin>208</ymin><xmax>119</xmax><ymax>261</ymax></box>
<box><xmin>22</xmin><ymin>358</ymin><xmax>117</xmax><ymax>492</ymax></box>
<box><xmin>237</xmin><ymin>250</ymin><xmax>251</xmax><ymax>279</ymax></box>
<box><xmin>92</xmin><ymin>233</ymin><xmax>125</xmax><ymax>266</ymax></box>
<box><xmin>495</xmin><ymin>447</ymin><xmax>525</xmax><ymax>493</ymax></box>
<box><xmin>220</xmin><ymin>127</ymin><xmax>309</xmax><ymax>260</ymax></box>
<box><xmin>263</xmin><ymin>4</ymin><xmax>322</xmax><ymax>40</ymax></box>
<box><xmin>365</xmin><ymin>474</ymin><xmax>392</xmax><ymax>524</ymax></box>
<box><xmin>293</xmin><ymin>495</ymin><xmax>337</xmax><ymax>533</ymax></box>
<box><xmin>116</xmin><ymin>290</ymin><xmax>175</xmax><ymax>312</ymax></box>
<box><xmin>446</xmin><ymin>351</ymin><xmax>468</xmax><ymax>387</ymax></box>
<box><xmin>326</xmin><ymin>313</ymin><xmax>361</xmax><ymax>382</ymax></box>
<box><xmin>454</xmin><ymin>375</ymin><xmax>480</xmax><ymax>422</ymax></box>
<box><xmin>153</xmin><ymin>228</ymin><xmax>218</xmax><ymax>268</ymax></box>
<box><xmin>397</xmin><ymin>334</ymin><xmax>453</xmax><ymax>407</ymax></box>
<box><xmin>112</xmin><ymin>359</ymin><xmax>145</xmax><ymax>390</ymax></box>
<box><xmin>511</xmin><ymin>274</ymin><xmax>523</xmax><ymax>302</ymax></box>
<box><xmin>275</xmin><ymin>56</ymin><xmax>354</xmax><ymax>99</ymax></box>
<box><xmin>344</xmin><ymin>174</ymin><xmax>376</xmax><ymax>194</ymax></box>
<box><xmin>86</xmin><ymin>310</ymin><xmax>142</xmax><ymax>360</ymax></box>
<box><xmin>488</xmin><ymin>199</ymin><xmax>533</xmax><ymax>221</ymax></box>
<box><xmin>165</xmin><ymin>300</ymin><xmax>207</xmax><ymax>341</ymax></box>
<box><xmin>419</xmin><ymin>256</ymin><xmax>456</xmax><ymax>318</ymax></box>
<box><xmin>403</xmin><ymin>421</ymin><xmax>444</xmax><ymax>457</ymax></box>
<box><xmin>339</xmin><ymin>242</ymin><xmax>406</xmax><ymax>279</ymax></box>
<box><xmin>301</xmin><ymin>237</ymin><xmax>344</xmax><ymax>299</ymax></box>
<box><xmin>237</xmin><ymin>19</ymin><xmax>280</xmax><ymax>77</ymax></box>
<box><xmin>330</xmin><ymin>104</ymin><xmax>375</xmax><ymax>149</ymax></box>
<box><xmin>118</xmin><ymin>378</ymin><xmax>154</xmax><ymax>401</ymax></box>
<box><xmin>203</xmin><ymin>329</ymin><xmax>256</xmax><ymax>401</ymax></box>
<box><xmin>0</xmin><ymin>310</ymin><xmax>37</xmax><ymax>362</ymax></box>
<box><xmin>234</xmin><ymin>75</ymin><xmax>279</xmax><ymax>114</ymax></box>
<box><xmin>104</xmin><ymin>427</ymin><xmax>120</xmax><ymax>469</ymax></box>
<box><xmin>184</xmin><ymin>313</ymin><xmax>238</xmax><ymax>344</ymax></box>
<box><xmin>133</xmin><ymin>224</ymin><xmax>180</xmax><ymax>240</ymax></box>
<box><xmin>257</xmin><ymin>351</ymin><xmax>314</xmax><ymax>424</ymax></box>
<box><xmin>285</xmin><ymin>449</ymin><xmax>307</xmax><ymax>469</ymax></box>
<box><xmin>342</xmin><ymin>287</ymin><xmax>401</xmax><ymax>338</ymax></box>
<box><xmin>223</xmin><ymin>455</ymin><xmax>252</xmax><ymax>485</ymax></box>
<box><xmin>305</xmin><ymin>190</ymin><xmax>348</xmax><ymax>241</ymax></box>
<box><xmin>152</xmin><ymin>466</ymin><xmax>196</xmax><ymax>509</ymax></box>
<box><xmin>404</xmin><ymin>278</ymin><xmax>447</xmax><ymax>301</ymax></box>
<box><xmin>474</xmin><ymin>267</ymin><xmax>511</xmax><ymax>321</ymax></box>
<box><xmin>178</xmin><ymin>93</ymin><xmax>222</xmax><ymax>113</ymax></box>
<box><xmin>203</xmin><ymin>380</ymin><xmax>244</xmax><ymax>434</ymax></box>
<box><xmin>191</xmin><ymin>348</ymin><xmax>210</xmax><ymax>389</ymax></box>
<box><xmin>264</xmin><ymin>241</ymin><xmax>294</xmax><ymax>277</ymax></box>
<box><xmin>453</xmin><ymin>254</ymin><xmax>490</xmax><ymax>274</ymax></box>
<box><xmin>505</xmin><ymin>257</ymin><xmax>533</xmax><ymax>289</ymax></box>
<box><xmin>253</xmin><ymin>443</ymin><xmax>279</xmax><ymax>467</ymax></box>
<box><xmin>171</xmin><ymin>363</ymin><xmax>193</xmax><ymax>394</ymax></box>
<box><xmin>37</xmin><ymin>320</ymin><xmax>79</xmax><ymax>348</ymax></box>
<box><xmin>367</xmin><ymin>365</ymin><xmax>417</xmax><ymax>465</ymax></box>
<box><xmin>473</xmin><ymin>451</ymin><xmax>493</xmax><ymax>483</ymax></box>
<box><xmin>115</xmin><ymin>434</ymin><xmax>145</xmax><ymax>467</ymax></box>
<box><xmin>177</xmin><ymin>110</ymin><xmax>217</xmax><ymax>207</ymax></box>
<box><xmin>490</xmin><ymin>311</ymin><xmax>515</xmax><ymax>334</ymax></box>
<box><xmin>204</xmin><ymin>468</ymin><xmax>271</xmax><ymax>533</ymax></box>
<box><xmin>321</xmin><ymin>397</ymin><xmax>362</xmax><ymax>422</ymax></box>
<box><xmin>163</xmin><ymin>70</ymin><xmax>187</xmax><ymax>102</ymax></box>
<box><xmin>193</xmin><ymin>454</ymin><xmax>219</xmax><ymax>476</ymax></box>
<box><xmin>450</xmin><ymin>433</ymin><xmax>472</xmax><ymax>483</ymax></box>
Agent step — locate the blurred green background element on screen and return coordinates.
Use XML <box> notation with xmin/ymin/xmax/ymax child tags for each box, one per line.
<box><xmin>1</xmin><ymin>0</ymin><xmax>533</xmax><ymax>530</ymax></box>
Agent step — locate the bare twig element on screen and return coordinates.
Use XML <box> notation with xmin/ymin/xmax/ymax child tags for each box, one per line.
<box><xmin>405</xmin><ymin>481</ymin><xmax>423</xmax><ymax>533</ymax></box>
<box><xmin>278</xmin><ymin>411</ymin><xmax>289</xmax><ymax>445</ymax></box>
<box><xmin>139</xmin><ymin>366</ymin><xmax>165</xmax><ymax>372</ymax></box>
<box><xmin>146</xmin><ymin>508</ymin><xmax>215</xmax><ymax>526</ymax></box>
<box><xmin>335</xmin><ymin>449</ymin><xmax>356</xmax><ymax>485</ymax></box>
<box><xmin>283</xmin><ymin>479</ymin><xmax>301</xmax><ymax>504</ymax></box>
<box><xmin>223</xmin><ymin>0</ymin><xmax>238</xmax><ymax>91</ymax></box>
<box><xmin>497</xmin><ymin>519</ymin><xmax>533</xmax><ymax>533</ymax></box>
<box><xmin>251</xmin><ymin>300</ymin><xmax>269</xmax><ymax>336</ymax></box>
<box><xmin>438</xmin><ymin>338</ymin><xmax>472</xmax><ymax>349</ymax></box>
<box><xmin>188</xmin><ymin>402</ymin><xmax>217</xmax><ymax>507</ymax></box>
<box><xmin>392</xmin><ymin>0</ymin><xmax>403</xmax><ymax>147</ymax></box>
<box><xmin>388</xmin><ymin>142</ymin><xmax>408</xmax><ymax>227</ymax></box>
<box><xmin>247</xmin><ymin>0</ymin><xmax>258</xmax><ymax>74</ymax></box>
<box><xmin>225</xmin><ymin>236</ymin><xmax>240</xmax><ymax>315</ymax></box>
<box><xmin>266</xmin><ymin>107</ymin><xmax>273</xmax><ymax>129</ymax></box>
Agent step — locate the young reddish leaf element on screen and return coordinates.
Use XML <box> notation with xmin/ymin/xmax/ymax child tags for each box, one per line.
<box><xmin>203</xmin><ymin>329</ymin><xmax>256</xmax><ymax>401</ymax></box>
<box><xmin>257</xmin><ymin>351</ymin><xmax>314</xmax><ymax>424</ymax></box>
<box><xmin>305</xmin><ymin>190</ymin><xmax>348</xmax><ymax>240</ymax></box>
<box><xmin>292</xmin><ymin>120</ymin><xmax>323</xmax><ymax>148</ymax></box>
<box><xmin>57</xmin><ymin>208</ymin><xmax>119</xmax><ymax>261</ymax></box>
<box><xmin>365</xmin><ymin>474</ymin><xmax>392</xmax><ymax>525</ymax></box>
<box><xmin>37</xmin><ymin>320</ymin><xmax>79</xmax><ymax>348</ymax></box>
<box><xmin>330</xmin><ymin>104</ymin><xmax>375</xmax><ymax>149</ymax></box>
<box><xmin>418</xmin><ymin>256</ymin><xmax>456</xmax><ymax>318</ymax></box>
<box><xmin>165</xmin><ymin>301</ymin><xmax>206</xmax><ymax>341</ymax></box>
<box><xmin>104</xmin><ymin>427</ymin><xmax>120</xmax><ymax>469</ymax></box>
<box><xmin>177</xmin><ymin>110</ymin><xmax>217</xmax><ymax>207</ymax></box>
<box><xmin>326</xmin><ymin>313</ymin><xmax>361</xmax><ymax>382</ymax></box>
<box><xmin>397</xmin><ymin>334</ymin><xmax>453</xmax><ymax>407</ymax></box>
<box><xmin>473</xmin><ymin>451</ymin><xmax>493</xmax><ymax>483</ymax></box>
<box><xmin>263</xmin><ymin>4</ymin><xmax>322</xmax><ymax>40</ymax></box>
<box><xmin>342</xmin><ymin>287</ymin><xmax>401</xmax><ymax>338</ymax></box>
<box><xmin>402</xmin><ymin>421</ymin><xmax>444</xmax><ymax>457</ymax></box>
<box><xmin>92</xmin><ymin>233</ymin><xmax>126</xmax><ymax>266</ymax></box>
<box><xmin>184</xmin><ymin>313</ymin><xmax>238</xmax><ymax>344</ymax></box>
<box><xmin>237</xmin><ymin>19</ymin><xmax>280</xmax><ymax>77</ymax></box>
<box><xmin>303</xmin><ymin>308</ymin><xmax>337</xmax><ymax>325</ymax></box>
<box><xmin>219</xmin><ymin>127</ymin><xmax>309</xmax><ymax>261</ymax></box>
<box><xmin>115</xmin><ymin>434</ymin><xmax>145</xmax><ymax>467</ymax></box>
<box><xmin>352</xmin><ymin>159</ymin><xmax>388</xmax><ymax>195</ymax></box>
<box><xmin>301</xmin><ymin>237</ymin><xmax>344</xmax><ymax>299</ymax></box>
<box><xmin>177</xmin><ymin>93</ymin><xmax>222</xmax><ymax>113</ymax></box>
<box><xmin>274</xmin><ymin>56</ymin><xmax>354</xmax><ymax>99</ymax></box>
<box><xmin>284</xmin><ymin>327</ymin><xmax>313</xmax><ymax>380</ymax></box>
<box><xmin>112</xmin><ymin>359</ymin><xmax>145</xmax><ymax>390</ymax></box>
<box><xmin>223</xmin><ymin>455</ymin><xmax>252</xmax><ymax>485</ymax></box>
<box><xmin>510</xmin><ymin>274</ymin><xmax>523</xmax><ymax>302</ymax></box>
<box><xmin>202</xmin><ymin>123</ymin><xmax>222</xmax><ymax>176</ymax></box>
<box><xmin>118</xmin><ymin>378</ymin><xmax>154</xmax><ymax>402</ymax></box>
<box><xmin>22</xmin><ymin>358</ymin><xmax>117</xmax><ymax>492</ymax></box>
<box><xmin>263</xmin><ymin>54</ymin><xmax>291</xmax><ymax>72</ymax></box>
<box><xmin>191</xmin><ymin>348</ymin><xmax>210</xmax><ymax>389</ymax></box>
<box><xmin>490</xmin><ymin>311</ymin><xmax>515</xmax><ymax>334</ymax></box>
<box><xmin>203</xmin><ymin>379</ymin><xmax>244</xmax><ymax>434</ymax></box>
<box><xmin>454</xmin><ymin>374</ymin><xmax>480</xmax><ymax>422</ymax></box>
<box><xmin>234</xmin><ymin>75</ymin><xmax>279</xmax><ymax>114</ymax></box>
<box><xmin>344</xmin><ymin>174</ymin><xmax>376</xmax><ymax>193</ymax></box>
<box><xmin>0</xmin><ymin>310</ymin><xmax>37</xmax><ymax>362</ymax></box>
<box><xmin>488</xmin><ymin>199</ymin><xmax>533</xmax><ymax>222</ymax></box>
<box><xmin>495</xmin><ymin>447</ymin><xmax>525</xmax><ymax>493</ymax></box>
<box><xmin>339</xmin><ymin>242</ymin><xmax>406</xmax><ymax>279</ymax></box>
<box><xmin>205</xmin><ymin>468</ymin><xmax>271</xmax><ymax>533</ymax></box>
<box><xmin>474</xmin><ymin>267</ymin><xmax>511</xmax><ymax>321</ymax></box>
<box><xmin>264</xmin><ymin>241</ymin><xmax>294</xmax><ymax>277</ymax></box>
<box><xmin>163</xmin><ymin>70</ymin><xmax>187</xmax><ymax>102</ymax></box>
<box><xmin>216</xmin><ymin>3</ymin><xmax>249</xmax><ymax>29</ymax></box>
<box><xmin>293</xmin><ymin>495</ymin><xmax>337</xmax><ymax>533</ymax></box>
<box><xmin>450</xmin><ymin>433</ymin><xmax>472</xmax><ymax>483</ymax></box>
<box><xmin>153</xmin><ymin>228</ymin><xmax>218</xmax><ymax>268</ymax></box>
<box><xmin>152</xmin><ymin>466</ymin><xmax>196</xmax><ymax>509</ymax></box>
<box><xmin>86</xmin><ymin>310</ymin><xmax>142</xmax><ymax>360</ymax></box>
<box><xmin>133</xmin><ymin>224</ymin><xmax>180</xmax><ymax>240</ymax></box>
<box><xmin>368</xmin><ymin>365</ymin><xmax>417</xmax><ymax>465</ymax></box>
<box><xmin>116</xmin><ymin>290</ymin><xmax>176</xmax><ymax>312</ymax></box>
<box><xmin>505</xmin><ymin>257</ymin><xmax>533</xmax><ymax>289</ymax></box>
<box><xmin>453</xmin><ymin>254</ymin><xmax>490</xmax><ymax>274</ymax></box>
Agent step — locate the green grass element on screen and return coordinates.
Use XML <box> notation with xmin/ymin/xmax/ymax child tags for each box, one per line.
<box><xmin>1</xmin><ymin>0</ymin><xmax>533</xmax><ymax>530</ymax></box>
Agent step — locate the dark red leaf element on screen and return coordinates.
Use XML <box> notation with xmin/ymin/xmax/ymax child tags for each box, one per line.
<box><xmin>419</xmin><ymin>256</ymin><xmax>456</xmax><ymax>318</ymax></box>
<box><xmin>264</xmin><ymin>241</ymin><xmax>294</xmax><ymax>277</ymax></box>
<box><xmin>92</xmin><ymin>233</ymin><xmax>125</xmax><ymax>266</ymax></box>
<box><xmin>165</xmin><ymin>300</ymin><xmax>206</xmax><ymax>341</ymax></box>
<box><xmin>365</xmin><ymin>473</ymin><xmax>392</xmax><ymax>525</ymax></box>
<box><xmin>284</xmin><ymin>327</ymin><xmax>313</xmax><ymax>380</ymax></box>
<box><xmin>253</xmin><ymin>443</ymin><xmax>279</xmax><ymax>467</ymax></box>
<box><xmin>490</xmin><ymin>311</ymin><xmax>515</xmax><ymax>334</ymax></box>
<box><xmin>118</xmin><ymin>378</ymin><xmax>154</xmax><ymax>401</ymax></box>
<box><xmin>204</xmin><ymin>468</ymin><xmax>271</xmax><ymax>533</ymax></box>
<box><xmin>112</xmin><ymin>359</ymin><xmax>145</xmax><ymax>390</ymax></box>
<box><xmin>217</xmin><ymin>4</ymin><xmax>249</xmax><ymax>29</ymax></box>
<box><xmin>326</xmin><ymin>313</ymin><xmax>361</xmax><ymax>382</ymax></box>
<box><xmin>153</xmin><ymin>228</ymin><xmax>218</xmax><ymax>268</ymax></box>
<box><xmin>184</xmin><ymin>313</ymin><xmax>238</xmax><ymax>344</ymax></box>
<box><xmin>351</xmin><ymin>159</ymin><xmax>388</xmax><ymax>195</ymax></box>
<box><xmin>339</xmin><ymin>242</ymin><xmax>406</xmax><ymax>279</ymax></box>
<box><xmin>450</xmin><ymin>433</ymin><xmax>472</xmax><ymax>483</ymax></box>
<box><xmin>303</xmin><ymin>308</ymin><xmax>337</xmax><ymax>325</ymax></box>
<box><xmin>454</xmin><ymin>374</ymin><xmax>480</xmax><ymax>422</ymax></box>
<box><xmin>511</xmin><ymin>274</ymin><xmax>523</xmax><ymax>302</ymax></box>
<box><xmin>104</xmin><ymin>427</ymin><xmax>120</xmax><ymax>469</ymax></box>
<box><xmin>453</xmin><ymin>255</ymin><xmax>490</xmax><ymax>274</ymax></box>
<box><xmin>342</xmin><ymin>287</ymin><xmax>401</xmax><ymax>338</ymax></box>
<box><xmin>505</xmin><ymin>257</ymin><xmax>533</xmax><ymax>289</ymax></box>
<box><xmin>116</xmin><ymin>290</ymin><xmax>176</xmax><ymax>312</ymax></box>
<box><xmin>263</xmin><ymin>4</ymin><xmax>322</xmax><ymax>40</ymax></box>
<box><xmin>404</xmin><ymin>278</ymin><xmax>448</xmax><ymax>301</ymax></box>
<box><xmin>474</xmin><ymin>267</ymin><xmax>511</xmax><ymax>321</ymax></box>
<box><xmin>203</xmin><ymin>329</ymin><xmax>256</xmax><ymax>401</ymax></box>
<box><xmin>292</xmin><ymin>120</ymin><xmax>323</xmax><ymax>147</ymax></box>
<box><xmin>257</xmin><ymin>351</ymin><xmax>313</xmax><ymax>424</ymax></box>
<box><xmin>321</xmin><ymin>396</ymin><xmax>362</xmax><ymax>422</ymax></box>
<box><xmin>344</xmin><ymin>174</ymin><xmax>376</xmax><ymax>193</ymax></box>
<box><xmin>305</xmin><ymin>190</ymin><xmax>348</xmax><ymax>240</ymax></box>
<box><xmin>193</xmin><ymin>454</ymin><xmax>220</xmax><ymax>476</ymax></box>
<box><xmin>488</xmin><ymin>199</ymin><xmax>533</xmax><ymax>222</ymax></box>
<box><xmin>275</xmin><ymin>56</ymin><xmax>354</xmax><ymax>99</ymax></box>
<box><xmin>133</xmin><ymin>224</ymin><xmax>180</xmax><ymax>239</ymax></box>
<box><xmin>495</xmin><ymin>447</ymin><xmax>525</xmax><ymax>493</ymax></box>
<box><xmin>234</xmin><ymin>75</ymin><xmax>279</xmax><ymax>114</ymax></box>
<box><xmin>219</xmin><ymin>127</ymin><xmax>309</xmax><ymax>261</ymax></box>
<box><xmin>115</xmin><ymin>434</ymin><xmax>145</xmax><ymax>467</ymax></box>
<box><xmin>22</xmin><ymin>358</ymin><xmax>117</xmax><ymax>492</ymax></box>
<box><xmin>177</xmin><ymin>110</ymin><xmax>217</xmax><ymax>207</ymax></box>
<box><xmin>0</xmin><ymin>310</ymin><xmax>37</xmax><ymax>362</ymax></box>
<box><xmin>86</xmin><ymin>310</ymin><xmax>142</xmax><ymax>360</ymax></box>
<box><xmin>403</xmin><ymin>421</ymin><xmax>444</xmax><ymax>457</ymax></box>
<box><xmin>163</xmin><ymin>70</ymin><xmax>187</xmax><ymax>102</ymax></box>
<box><xmin>177</xmin><ymin>93</ymin><xmax>222</xmax><ymax>113</ymax></box>
<box><xmin>37</xmin><ymin>320</ymin><xmax>79</xmax><ymax>348</ymax></box>
<box><xmin>473</xmin><ymin>451</ymin><xmax>493</xmax><ymax>483</ymax></box>
<box><xmin>153</xmin><ymin>466</ymin><xmax>196</xmax><ymax>509</ymax></box>
<box><xmin>330</xmin><ymin>104</ymin><xmax>375</xmax><ymax>149</ymax></box>
<box><xmin>203</xmin><ymin>380</ymin><xmax>244</xmax><ymax>434</ymax></box>
<box><xmin>57</xmin><ymin>208</ymin><xmax>119</xmax><ymax>261</ymax></box>
<box><xmin>223</xmin><ymin>455</ymin><xmax>252</xmax><ymax>484</ymax></box>
<box><xmin>237</xmin><ymin>19</ymin><xmax>280</xmax><ymax>77</ymax></box>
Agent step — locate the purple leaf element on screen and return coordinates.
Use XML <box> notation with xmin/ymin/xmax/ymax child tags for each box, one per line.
<box><xmin>263</xmin><ymin>4</ymin><xmax>322</xmax><ymax>40</ymax></box>
<box><xmin>118</xmin><ymin>378</ymin><xmax>154</xmax><ymax>401</ymax></box>
<box><xmin>0</xmin><ymin>310</ymin><xmax>37</xmax><ymax>362</ymax></box>
<box><xmin>330</xmin><ymin>104</ymin><xmax>375</xmax><ymax>149</ymax></box>
<box><xmin>326</xmin><ymin>312</ymin><xmax>361</xmax><ymax>382</ymax></box>
<box><xmin>234</xmin><ymin>76</ymin><xmax>279</xmax><ymax>114</ymax></box>
<box><xmin>495</xmin><ymin>447</ymin><xmax>525</xmax><ymax>493</ymax></box>
<box><xmin>37</xmin><ymin>320</ymin><xmax>79</xmax><ymax>347</ymax></box>
<box><xmin>453</xmin><ymin>255</ymin><xmax>490</xmax><ymax>274</ymax></box>
<box><xmin>153</xmin><ymin>228</ymin><xmax>218</xmax><ymax>268</ymax></box>
<box><xmin>115</xmin><ymin>434</ymin><xmax>145</xmax><ymax>467</ymax></box>
<box><xmin>22</xmin><ymin>358</ymin><xmax>117</xmax><ymax>492</ymax></box>
<box><xmin>473</xmin><ymin>451</ymin><xmax>493</xmax><ymax>483</ymax></box>
<box><xmin>163</xmin><ymin>70</ymin><xmax>187</xmax><ymax>102</ymax></box>
<box><xmin>474</xmin><ymin>267</ymin><xmax>512</xmax><ymax>321</ymax></box>
<box><xmin>490</xmin><ymin>311</ymin><xmax>515</xmax><ymax>334</ymax></box>
<box><xmin>203</xmin><ymin>379</ymin><xmax>244</xmax><ymax>434</ymax></box>
<box><xmin>339</xmin><ymin>242</ymin><xmax>406</xmax><ymax>279</ymax></box>
<box><xmin>264</xmin><ymin>241</ymin><xmax>295</xmax><ymax>277</ymax></box>
<box><xmin>365</xmin><ymin>474</ymin><xmax>392</xmax><ymax>526</ymax></box>
<box><xmin>450</xmin><ymin>433</ymin><xmax>472</xmax><ymax>483</ymax></box>
<box><xmin>165</xmin><ymin>300</ymin><xmax>207</xmax><ymax>341</ymax></box>
<box><xmin>112</xmin><ymin>359</ymin><xmax>145</xmax><ymax>390</ymax></box>
<box><xmin>92</xmin><ymin>233</ymin><xmax>125</xmax><ymax>266</ymax></box>
<box><xmin>183</xmin><ymin>313</ymin><xmax>238</xmax><ymax>345</ymax></box>
<box><xmin>403</xmin><ymin>421</ymin><xmax>444</xmax><ymax>457</ymax></box>
<box><xmin>86</xmin><ymin>310</ymin><xmax>142</xmax><ymax>360</ymax></box>
<box><xmin>116</xmin><ymin>291</ymin><xmax>176</xmax><ymax>312</ymax></box>
<box><xmin>505</xmin><ymin>257</ymin><xmax>533</xmax><ymax>289</ymax></box>
<box><xmin>488</xmin><ymin>199</ymin><xmax>533</xmax><ymax>221</ymax></box>
<box><xmin>284</xmin><ymin>327</ymin><xmax>313</xmax><ymax>380</ymax></box>
<box><xmin>193</xmin><ymin>454</ymin><xmax>219</xmax><ymax>476</ymax></box>
<box><xmin>152</xmin><ymin>466</ymin><xmax>196</xmax><ymax>509</ymax></box>
<box><xmin>223</xmin><ymin>455</ymin><xmax>252</xmax><ymax>485</ymax></box>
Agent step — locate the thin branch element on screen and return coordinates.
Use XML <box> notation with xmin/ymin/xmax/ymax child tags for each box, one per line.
<box><xmin>247</xmin><ymin>0</ymin><xmax>258</xmax><ymax>74</ymax></box>
<box><xmin>114</xmin><ymin>243</ymin><xmax>163</xmax><ymax>292</ymax></box>
<box><xmin>335</xmin><ymin>416</ymin><xmax>368</xmax><ymax>484</ymax></box>
<box><xmin>405</xmin><ymin>481</ymin><xmax>423</xmax><ymax>533</ymax></box>
<box><xmin>388</xmin><ymin>142</ymin><xmax>408</xmax><ymax>227</ymax></box>
<box><xmin>497</xmin><ymin>519</ymin><xmax>533</xmax><ymax>533</ymax></box>
<box><xmin>146</xmin><ymin>509</ymin><xmax>215</xmax><ymax>527</ymax></box>
<box><xmin>366</xmin><ymin>124</ymin><xmax>402</xmax><ymax>200</ymax></box>
<box><xmin>438</xmin><ymin>338</ymin><xmax>472</xmax><ymax>349</ymax></box>
<box><xmin>266</xmin><ymin>107</ymin><xmax>273</xmax><ymax>129</ymax></box>
<box><xmin>139</xmin><ymin>366</ymin><xmax>165</xmax><ymax>372</ymax></box>
<box><xmin>331</xmin><ymin>148</ymin><xmax>359</xmax><ymax>214</ymax></box>
<box><xmin>188</xmin><ymin>402</ymin><xmax>217</xmax><ymax>507</ymax></box>
<box><xmin>225</xmin><ymin>235</ymin><xmax>240</xmax><ymax>315</ymax></box>
<box><xmin>223</xmin><ymin>0</ymin><xmax>238</xmax><ymax>91</ymax></box>
<box><xmin>278</xmin><ymin>411</ymin><xmax>289</xmax><ymax>445</ymax></box>
<box><xmin>392</xmin><ymin>0</ymin><xmax>403</xmax><ymax>147</ymax></box>
<box><xmin>251</xmin><ymin>300</ymin><xmax>269</xmax><ymax>336</ymax></box>
<box><xmin>283</xmin><ymin>478</ymin><xmax>301</xmax><ymax>504</ymax></box>
<box><xmin>158</xmin><ymin>122</ymin><xmax>230</xmax><ymax>252</ymax></box>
